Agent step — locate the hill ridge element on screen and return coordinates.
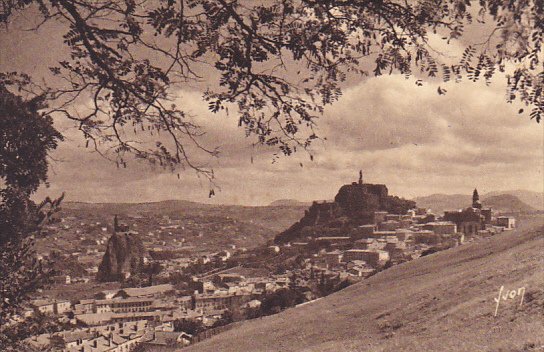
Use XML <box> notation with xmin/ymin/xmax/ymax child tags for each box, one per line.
<box><xmin>413</xmin><ymin>191</ymin><xmax>540</xmax><ymax>213</ymax></box>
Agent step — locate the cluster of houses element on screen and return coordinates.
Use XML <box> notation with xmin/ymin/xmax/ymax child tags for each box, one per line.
<box><xmin>25</xmin><ymin>284</ymin><xmax>209</xmax><ymax>351</ymax></box>
<box><xmin>26</xmin><ymin>318</ymin><xmax>194</xmax><ymax>352</ymax></box>
<box><xmin>280</xmin><ymin>189</ymin><xmax>516</xmax><ymax>281</ymax></box>
<box><xmin>25</xmin><ymin>272</ymin><xmax>294</xmax><ymax>351</ymax></box>
<box><xmin>285</xmin><ymin>213</ymin><xmax>455</xmax><ymax>281</ymax></box>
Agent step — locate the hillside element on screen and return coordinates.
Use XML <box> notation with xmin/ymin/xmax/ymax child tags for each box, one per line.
<box><xmin>61</xmin><ymin>200</ymin><xmax>306</xmax><ymax>233</ymax></box>
<box><xmin>34</xmin><ymin>201</ymin><xmax>309</xmax><ymax>256</ymax></box>
<box><xmin>485</xmin><ymin>190</ymin><xmax>544</xmax><ymax>211</ymax></box>
<box><xmin>412</xmin><ymin>193</ymin><xmax>470</xmax><ymax>213</ymax></box>
<box><xmin>184</xmin><ymin>215</ymin><xmax>544</xmax><ymax>352</ymax></box>
<box><xmin>413</xmin><ymin>192</ymin><xmax>539</xmax><ymax>214</ymax></box>
<box><xmin>483</xmin><ymin>194</ymin><xmax>536</xmax><ymax>213</ymax></box>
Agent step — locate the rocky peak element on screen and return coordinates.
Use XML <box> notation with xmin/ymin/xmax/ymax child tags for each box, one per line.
<box><xmin>97</xmin><ymin>218</ymin><xmax>145</xmax><ymax>282</ymax></box>
<box><xmin>274</xmin><ymin>172</ymin><xmax>415</xmax><ymax>244</ymax></box>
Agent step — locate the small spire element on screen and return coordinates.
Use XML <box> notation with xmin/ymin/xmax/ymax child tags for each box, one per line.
<box><xmin>358</xmin><ymin>170</ymin><xmax>363</xmax><ymax>185</ymax></box>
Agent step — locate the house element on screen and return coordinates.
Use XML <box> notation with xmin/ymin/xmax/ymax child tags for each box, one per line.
<box><xmin>193</xmin><ymin>292</ymin><xmax>251</xmax><ymax>312</ymax></box>
<box><xmin>177</xmin><ymin>296</ymin><xmax>193</xmax><ymax>310</ymax></box>
<box><xmin>75</xmin><ymin>312</ymin><xmax>114</xmax><ymax>326</ymax></box>
<box><xmin>31</xmin><ymin>299</ymin><xmax>71</xmax><ymax>315</ymax></box>
<box><xmin>140</xmin><ymin>331</ymin><xmax>192</xmax><ymax>350</ymax></box>
<box><xmin>422</xmin><ymin>221</ymin><xmax>457</xmax><ymax>235</ymax></box>
<box><xmin>315</xmin><ymin>237</ymin><xmax>352</xmax><ymax>246</ymax></box>
<box><xmin>75</xmin><ymin>299</ymin><xmax>96</xmax><ymax>314</ymax></box>
<box><xmin>31</xmin><ymin>299</ymin><xmax>55</xmax><ymax>315</ymax></box>
<box><xmin>114</xmin><ymin>284</ymin><xmax>174</xmax><ymax>299</ymax></box>
<box><xmin>320</xmin><ymin>250</ymin><xmax>344</xmax><ymax>268</ymax></box>
<box><xmin>63</xmin><ymin>331</ymin><xmax>96</xmax><ymax>349</ymax></box>
<box><xmin>110</xmin><ymin>311</ymin><xmax>164</xmax><ymax>324</ymax></box>
<box><xmin>497</xmin><ymin>216</ymin><xmax>516</xmax><ymax>229</ymax></box>
<box><xmin>373</xmin><ymin>211</ymin><xmax>388</xmax><ymax>224</ymax></box>
<box><xmin>242</xmin><ymin>299</ymin><xmax>262</xmax><ymax>309</ymax></box>
<box><xmin>347</xmin><ymin>264</ymin><xmax>375</xmax><ymax>278</ymax></box>
<box><xmin>371</xmin><ymin>230</ymin><xmax>396</xmax><ymax>238</ymax></box>
<box><xmin>64</xmin><ymin>327</ymin><xmax>146</xmax><ymax>352</ymax></box>
<box><xmin>377</xmin><ymin>220</ymin><xmax>401</xmax><ymax>231</ymax></box>
<box><xmin>25</xmin><ymin>333</ymin><xmax>54</xmax><ymax>350</ymax></box>
<box><xmin>95</xmin><ymin>297</ymin><xmax>155</xmax><ymax>314</ymax></box>
<box><xmin>413</xmin><ymin>230</ymin><xmax>439</xmax><ymax>245</ymax></box>
<box><xmin>55</xmin><ymin>300</ymin><xmax>72</xmax><ymax>314</ymax></box>
<box><xmin>351</xmin><ymin>224</ymin><xmax>375</xmax><ymax>239</ymax></box>
<box><xmin>353</xmin><ymin>238</ymin><xmax>371</xmax><ymax>249</ymax></box>
<box><xmin>385</xmin><ymin>214</ymin><xmax>402</xmax><ymax>221</ymax></box>
<box><xmin>342</xmin><ymin>249</ymin><xmax>389</xmax><ymax>267</ymax></box>
<box><xmin>394</xmin><ymin>229</ymin><xmax>414</xmax><ymax>241</ymax></box>
<box><xmin>203</xmin><ymin>309</ymin><xmax>228</xmax><ymax>326</ymax></box>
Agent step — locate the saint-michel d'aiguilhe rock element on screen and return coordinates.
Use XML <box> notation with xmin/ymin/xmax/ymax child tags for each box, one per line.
<box><xmin>96</xmin><ymin>218</ymin><xmax>145</xmax><ymax>282</ymax></box>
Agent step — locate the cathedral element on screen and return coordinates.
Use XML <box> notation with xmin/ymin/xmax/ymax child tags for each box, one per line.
<box><xmin>443</xmin><ymin>189</ymin><xmax>492</xmax><ymax>236</ymax></box>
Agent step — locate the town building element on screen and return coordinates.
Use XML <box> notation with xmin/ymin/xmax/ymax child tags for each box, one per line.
<box><xmin>320</xmin><ymin>250</ymin><xmax>344</xmax><ymax>268</ymax></box>
<box><xmin>193</xmin><ymin>292</ymin><xmax>252</xmax><ymax>312</ymax></box>
<box><xmin>422</xmin><ymin>221</ymin><xmax>457</xmax><ymax>235</ymax></box>
<box><xmin>95</xmin><ymin>297</ymin><xmax>155</xmax><ymax>314</ymax></box>
<box><xmin>413</xmin><ymin>230</ymin><xmax>439</xmax><ymax>245</ymax></box>
<box><xmin>354</xmin><ymin>224</ymin><xmax>376</xmax><ymax>238</ymax></box>
<box><xmin>315</xmin><ymin>236</ymin><xmax>352</xmax><ymax>246</ymax></box>
<box><xmin>377</xmin><ymin>220</ymin><xmax>401</xmax><ymax>231</ymax></box>
<box><xmin>31</xmin><ymin>299</ymin><xmax>72</xmax><ymax>315</ymax></box>
<box><xmin>497</xmin><ymin>216</ymin><xmax>516</xmax><ymax>229</ymax></box>
<box><xmin>342</xmin><ymin>249</ymin><xmax>389</xmax><ymax>267</ymax></box>
<box><xmin>114</xmin><ymin>284</ymin><xmax>174</xmax><ymax>299</ymax></box>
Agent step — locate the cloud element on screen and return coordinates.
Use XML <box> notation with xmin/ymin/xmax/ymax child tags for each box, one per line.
<box><xmin>3</xmin><ymin>1</ymin><xmax>539</xmax><ymax>206</ymax></box>
<box><xmin>35</xmin><ymin>73</ymin><xmax>543</xmax><ymax>205</ymax></box>
<box><xmin>307</xmin><ymin>74</ymin><xmax>543</xmax><ymax>198</ymax></box>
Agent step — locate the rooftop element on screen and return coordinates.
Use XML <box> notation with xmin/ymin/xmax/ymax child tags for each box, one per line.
<box><xmin>115</xmin><ymin>284</ymin><xmax>174</xmax><ymax>298</ymax></box>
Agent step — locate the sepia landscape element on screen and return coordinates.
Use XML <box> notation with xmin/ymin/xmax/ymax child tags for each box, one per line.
<box><xmin>1</xmin><ymin>0</ymin><xmax>543</xmax><ymax>352</ymax></box>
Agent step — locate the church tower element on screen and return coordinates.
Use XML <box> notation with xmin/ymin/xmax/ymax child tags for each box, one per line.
<box><xmin>358</xmin><ymin>170</ymin><xmax>363</xmax><ymax>185</ymax></box>
<box><xmin>472</xmin><ymin>188</ymin><xmax>482</xmax><ymax>209</ymax></box>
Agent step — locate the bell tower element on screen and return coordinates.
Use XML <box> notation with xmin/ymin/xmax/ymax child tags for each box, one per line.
<box><xmin>472</xmin><ymin>188</ymin><xmax>482</xmax><ymax>209</ymax></box>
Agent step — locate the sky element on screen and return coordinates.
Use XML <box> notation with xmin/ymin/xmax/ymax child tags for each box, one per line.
<box><xmin>1</xmin><ymin>4</ymin><xmax>543</xmax><ymax>206</ymax></box>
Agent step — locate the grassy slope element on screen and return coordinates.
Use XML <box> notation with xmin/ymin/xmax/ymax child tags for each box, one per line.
<box><xmin>185</xmin><ymin>215</ymin><xmax>544</xmax><ymax>352</ymax></box>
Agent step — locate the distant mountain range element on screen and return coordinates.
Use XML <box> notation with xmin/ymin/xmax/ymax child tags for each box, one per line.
<box><xmin>268</xmin><ymin>199</ymin><xmax>312</xmax><ymax>207</ymax></box>
<box><xmin>413</xmin><ymin>190</ymin><xmax>542</xmax><ymax>214</ymax></box>
<box><xmin>269</xmin><ymin>190</ymin><xmax>543</xmax><ymax>215</ymax></box>
<box><xmin>64</xmin><ymin>189</ymin><xmax>541</xmax><ymax>222</ymax></box>
<box><xmin>483</xmin><ymin>190</ymin><xmax>544</xmax><ymax>210</ymax></box>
